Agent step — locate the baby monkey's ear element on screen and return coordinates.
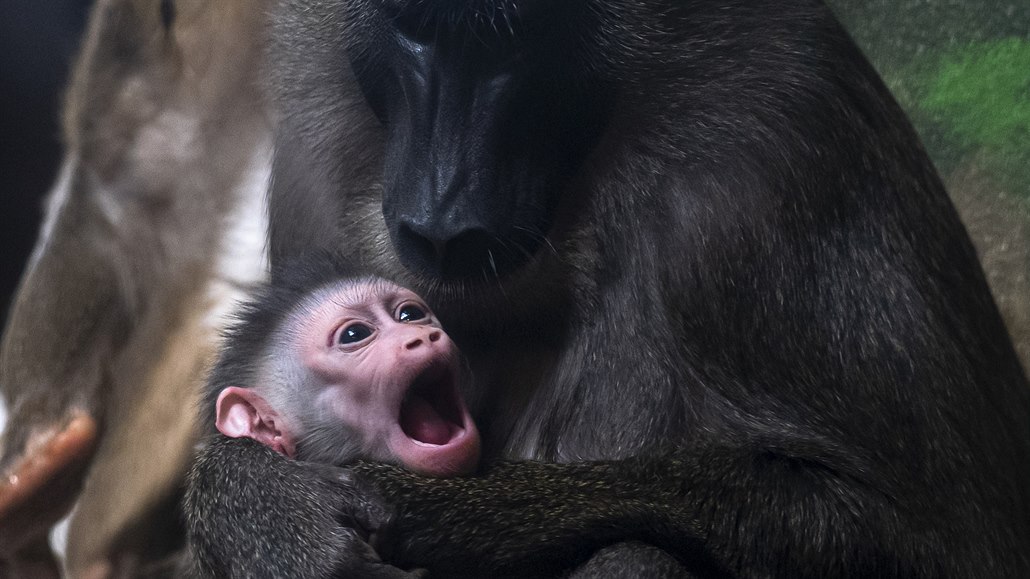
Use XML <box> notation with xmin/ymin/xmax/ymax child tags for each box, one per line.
<box><xmin>215</xmin><ymin>387</ymin><xmax>297</xmax><ymax>458</ymax></box>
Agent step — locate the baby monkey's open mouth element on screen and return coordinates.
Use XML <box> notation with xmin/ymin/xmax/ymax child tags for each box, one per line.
<box><xmin>398</xmin><ymin>360</ymin><xmax>466</xmax><ymax>446</ymax></box>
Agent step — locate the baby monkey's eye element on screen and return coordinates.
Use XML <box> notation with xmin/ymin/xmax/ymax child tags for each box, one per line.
<box><xmin>338</xmin><ymin>323</ymin><xmax>373</xmax><ymax>344</ymax></box>
<box><xmin>397</xmin><ymin>304</ymin><xmax>427</xmax><ymax>322</ymax></box>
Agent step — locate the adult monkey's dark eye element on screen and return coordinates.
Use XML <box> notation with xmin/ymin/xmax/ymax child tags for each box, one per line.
<box><xmin>160</xmin><ymin>0</ymin><xmax>175</xmax><ymax>29</ymax></box>
<box><xmin>398</xmin><ymin>304</ymin><xmax>427</xmax><ymax>322</ymax></box>
<box><xmin>338</xmin><ymin>323</ymin><xmax>373</xmax><ymax>344</ymax></box>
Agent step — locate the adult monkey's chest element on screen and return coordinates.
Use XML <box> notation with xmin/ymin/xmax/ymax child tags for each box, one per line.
<box><xmin>450</xmin><ymin>312</ymin><xmax>688</xmax><ymax>464</ymax></box>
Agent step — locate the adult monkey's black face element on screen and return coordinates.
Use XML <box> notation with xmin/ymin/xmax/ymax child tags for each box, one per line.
<box><xmin>344</xmin><ymin>0</ymin><xmax>611</xmax><ymax>279</ymax></box>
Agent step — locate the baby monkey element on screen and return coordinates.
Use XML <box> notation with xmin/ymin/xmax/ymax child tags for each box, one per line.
<box><xmin>204</xmin><ymin>262</ymin><xmax>481</xmax><ymax>477</ymax></box>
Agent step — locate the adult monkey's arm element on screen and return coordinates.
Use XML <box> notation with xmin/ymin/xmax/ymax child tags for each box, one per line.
<box><xmin>186</xmin><ymin>436</ymin><xmax>938</xmax><ymax>578</ymax></box>
<box><xmin>355</xmin><ymin>444</ymin><xmax>928</xmax><ymax>579</ymax></box>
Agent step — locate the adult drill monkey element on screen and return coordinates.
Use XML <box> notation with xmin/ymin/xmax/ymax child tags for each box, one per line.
<box><xmin>0</xmin><ymin>0</ymin><xmax>272</xmax><ymax>576</ymax></box>
<box><xmin>187</xmin><ymin>0</ymin><xmax>1030</xmax><ymax>577</ymax></box>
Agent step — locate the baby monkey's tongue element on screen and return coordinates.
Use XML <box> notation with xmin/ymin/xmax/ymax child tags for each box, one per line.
<box><xmin>400</xmin><ymin>394</ymin><xmax>453</xmax><ymax>445</ymax></box>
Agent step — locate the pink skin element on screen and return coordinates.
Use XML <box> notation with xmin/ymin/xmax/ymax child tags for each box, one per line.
<box><xmin>216</xmin><ymin>281</ymin><xmax>481</xmax><ymax>477</ymax></box>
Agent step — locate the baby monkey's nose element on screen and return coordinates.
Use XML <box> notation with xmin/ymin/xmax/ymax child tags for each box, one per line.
<box><xmin>405</xmin><ymin>328</ymin><xmax>443</xmax><ymax>349</ymax></box>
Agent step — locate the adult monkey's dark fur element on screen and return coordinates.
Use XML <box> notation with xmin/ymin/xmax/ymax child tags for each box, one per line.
<box><xmin>185</xmin><ymin>0</ymin><xmax>1030</xmax><ymax>577</ymax></box>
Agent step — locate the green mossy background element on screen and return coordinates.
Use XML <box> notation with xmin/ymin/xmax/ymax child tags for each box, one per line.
<box><xmin>829</xmin><ymin>0</ymin><xmax>1030</xmax><ymax>366</ymax></box>
<box><xmin>829</xmin><ymin>0</ymin><xmax>1029</xmax><ymax>200</ymax></box>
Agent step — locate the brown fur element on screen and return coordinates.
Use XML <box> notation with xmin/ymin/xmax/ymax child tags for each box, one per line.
<box><xmin>0</xmin><ymin>0</ymin><xmax>270</xmax><ymax>574</ymax></box>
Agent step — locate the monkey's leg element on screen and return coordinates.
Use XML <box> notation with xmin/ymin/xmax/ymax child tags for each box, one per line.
<box><xmin>0</xmin><ymin>177</ymin><xmax>139</xmax><ymax>562</ymax></box>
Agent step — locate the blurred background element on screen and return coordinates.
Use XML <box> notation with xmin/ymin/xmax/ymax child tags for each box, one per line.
<box><xmin>1</xmin><ymin>0</ymin><xmax>92</xmax><ymax>329</ymax></box>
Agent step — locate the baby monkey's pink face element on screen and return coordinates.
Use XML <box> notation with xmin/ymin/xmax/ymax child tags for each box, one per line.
<box><xmin>216</xmin><ymin>280</ymin><xmax>480</xmax><ymax>477</ymax></box>
<box><xmin>298</xmin><ymin>280</ymin><xmax>480</xmax><ymax>476</ymax></box>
